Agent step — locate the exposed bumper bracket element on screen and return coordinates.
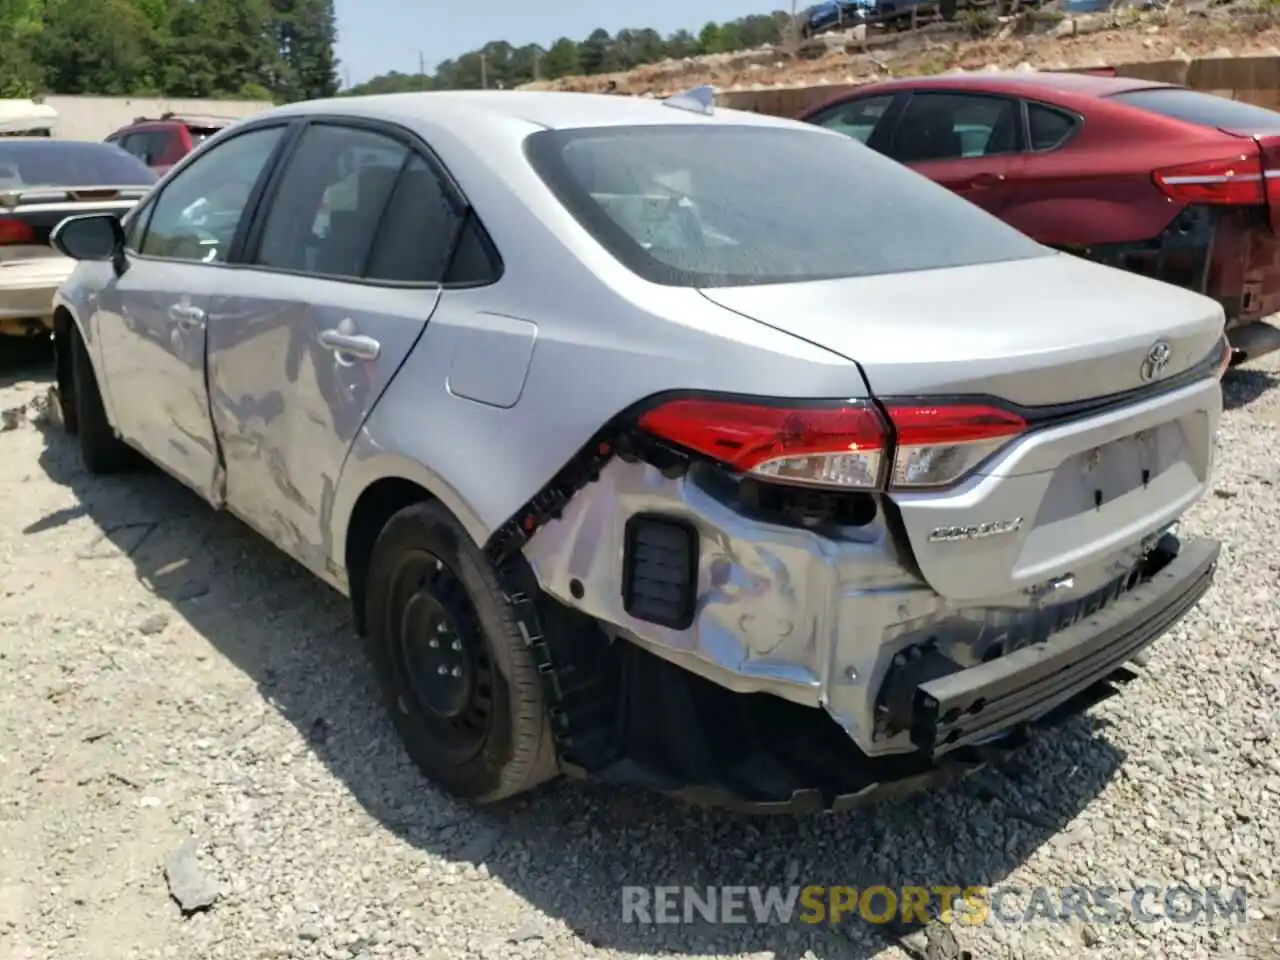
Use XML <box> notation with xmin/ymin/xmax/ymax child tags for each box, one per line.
<box><xmin>892</xmin><ymin>535</ymin><xmax>1220</xmax><ymax>759</ymax></box>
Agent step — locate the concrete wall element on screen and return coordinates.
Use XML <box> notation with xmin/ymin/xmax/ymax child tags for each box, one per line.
<box><xmin>41</xmin><ymin>96</ymin><xmax>274</xmax><ymax>141</ymax></box>
<box><xmin>714</xmin><ymin>53</ymin><xmax>1280</xmax><ymax>117</ymax></box>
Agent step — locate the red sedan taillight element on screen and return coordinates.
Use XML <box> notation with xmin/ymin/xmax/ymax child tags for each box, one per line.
<box><xmin>1152</xmin><ymin>154</ymin><xmax>1275</xmax><ymax>207</ymax></box>
<box><xmin>636</xmin><ymin>396</ymin><xmax>1027</xmax><ymax>492</ymax></box>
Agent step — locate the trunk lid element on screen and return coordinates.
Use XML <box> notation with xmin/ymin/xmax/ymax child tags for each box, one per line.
<box><xmin>0</xmin><ymin>186</ymin><xmax>147</xmax><ymax>261</ymax></box>
<box><xmin>701</xmin><ymin>252</ymin><xmax>1225</xmax><ymax>602</ymax></box>
<box><xmin>699</xmin><ymin>252</ymin><xmax>1223</xmax><ymax>406</ymax></box>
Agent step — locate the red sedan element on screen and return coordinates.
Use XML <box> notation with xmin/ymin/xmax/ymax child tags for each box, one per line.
<box><xmin>798</xmin><ymin>72</ymin><xmax>1280</xmax><ymax>364</ymax></box>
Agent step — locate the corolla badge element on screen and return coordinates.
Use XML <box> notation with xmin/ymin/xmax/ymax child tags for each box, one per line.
<box><xmin>928</xmin><ymin>517</ymin><xmax>1023</xmax><ymax>543</ymax></box>
<box><xmin>1140</xmin><ymin>340</ymin><xmax>1172</xmax><ymax>382</ymax></box>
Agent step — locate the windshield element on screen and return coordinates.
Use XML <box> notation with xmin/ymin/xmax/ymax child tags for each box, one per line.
<box><xmin>1109</xmin><ymin>87</ymin><xmax>1280</xmax><ymax>131</ymax></box>
<box><xmin>523</xmin><ymin>124</ymin><xmax>1049</xmax><ymax>287</ymax></box>
<box><xmin>0</xmin><ymin>141</ymin><xmax>156</xmax><ymax>189</ymax></box>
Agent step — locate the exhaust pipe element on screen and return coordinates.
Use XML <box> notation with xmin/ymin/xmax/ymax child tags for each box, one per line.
<box><xmin>1227</xmin><ymin>320</ymin><xmax>1280</xmax><ymax>366</ymax></box>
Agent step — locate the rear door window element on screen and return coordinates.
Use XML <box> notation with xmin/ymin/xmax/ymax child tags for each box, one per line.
<box><xmin>889</xmin><ymin>92</ymin><xmax>1021</xmax><ymax>162</ymax></box>
<box><xmin>253</xmin><ymin>123</ymin><xmax>409</xmax><ymax>278</ymax></box>
<box><xmin>806</xmin><ymin>94</ymin><xmax>895</xmax><ymax>145</ymax></box>
<box><xmin>1109</xmin><ymin>87</ymin><xmax>1280</xmax><ymax>130</ymax></box>
<box><xmin>363</xmin><ymin>154</ymin><xmax>465</xmax><ymax>283</ymax></box>
<box><xmin>1026</xmin><ymin>103</ymin><xmax>1078</xmax><ymax>151</ymax></box>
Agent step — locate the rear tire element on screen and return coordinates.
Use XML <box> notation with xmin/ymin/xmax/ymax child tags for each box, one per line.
<box><xmin>364</xmin><ymin>500</ymin><xmax>559</xmax><ymax>803</ymax></box>
<box><xmin>69</xmin><ymin>325</ymin><xmax>141</xmax><ymax>474</ymax></box>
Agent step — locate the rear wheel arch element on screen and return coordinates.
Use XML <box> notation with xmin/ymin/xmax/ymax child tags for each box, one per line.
<box><xmin>344</xmin><ymin>477</ymin><xmax>441</xmax><ymax>636</ymax></box>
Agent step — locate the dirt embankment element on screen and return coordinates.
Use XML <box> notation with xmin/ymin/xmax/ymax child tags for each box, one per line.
<box><xmin>520</xmin><ymin>4</ymin><xmax>1280</xmax><ymax>98</ymax></box>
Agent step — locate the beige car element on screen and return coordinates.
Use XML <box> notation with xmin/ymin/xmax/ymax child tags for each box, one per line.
<box><xmin>0</xmin><ymin>138</ymin><xmax>154</xmax><ymax>338</ymax></box>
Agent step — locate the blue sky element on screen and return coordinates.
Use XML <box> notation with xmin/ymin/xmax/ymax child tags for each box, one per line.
<box><xmin>333</xmin><ymin>0</ymin><xmax>793</xmax><ymax>86</ymax></box>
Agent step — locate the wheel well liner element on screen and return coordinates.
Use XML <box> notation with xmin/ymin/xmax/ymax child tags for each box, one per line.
<box><xmin>344</xmin><ymin>476</ymin><xmax>436</xmax><ymax>635</ymax></box>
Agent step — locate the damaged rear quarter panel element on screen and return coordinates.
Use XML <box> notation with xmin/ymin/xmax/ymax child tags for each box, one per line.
<box><xmin>327</xmin><ymin>274</ymin><xmax>869</xmax><ymax>565</ymax></box>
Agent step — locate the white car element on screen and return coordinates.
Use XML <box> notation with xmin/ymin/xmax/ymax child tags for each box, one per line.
<box><xmin>0</xmin><ymin>139</ymin><xmax>153</xmax><ymax>338</ymax></box>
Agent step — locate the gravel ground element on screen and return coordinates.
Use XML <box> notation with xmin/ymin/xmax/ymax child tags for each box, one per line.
<box><xmin>0</xmin><ymin>339</ymin><xmax>1276</xmax><ymax>960</ymax></box>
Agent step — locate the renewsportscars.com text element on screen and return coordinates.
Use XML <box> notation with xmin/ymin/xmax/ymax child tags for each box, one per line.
<box><xmin>621</xmin><ymin>884</ymin><xmax>1250</xmax><ymax>927</ymax></box>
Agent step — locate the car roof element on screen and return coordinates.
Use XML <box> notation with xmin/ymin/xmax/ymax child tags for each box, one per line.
<box><xmin>254</xmin><ymin>89</ymin><xmax>812</xmax><ymax>133</ymax></box>
<box><xmin>847</xmin><ymin>70</ymin><xmax>1174</xmax><ymax>98</ymax></box>
<box><xmin>0</xmin><ymin>137</ymin><xmax>119</xmax><ymax>149</ymax></box>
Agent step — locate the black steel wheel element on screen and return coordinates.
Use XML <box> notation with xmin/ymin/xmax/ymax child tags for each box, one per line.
<box><xmin>364</xmin><ymin>500</ymin><xmax>559</xmax><ymax>802</ymax></box>
<box><xmin>389</xmin><ymin>551</ymin><xmax>495</xmax><ymax>761</ymax></box>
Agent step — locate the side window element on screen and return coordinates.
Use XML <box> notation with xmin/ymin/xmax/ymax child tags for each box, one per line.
<box><xmin>891</xmin><ymin>93</ymin><xmax>1019</xmax><ymax>162</ymax></box>
<box><xmin>254</xmin><ymin>124</ymin><xmax>408</xmax><ymax>278</ymax></box>
<box><xmin>807</xmin><ymin>95</ymin><xmax>895</xmax><ymax>146</ymax></box>
<box><xmin>1027</xmin><ymin>103</ymin><xmax>1077</xmax><ymax>151</ymax></box>
<box><xmin>364</xmin><ymin>155</ymin><xmax>463</xmax><ymax>282</ymax></box>
<box><xmin>138</xmin><ymin>126</ymin><xmax>284</xmax><ymax>263</ymax></box>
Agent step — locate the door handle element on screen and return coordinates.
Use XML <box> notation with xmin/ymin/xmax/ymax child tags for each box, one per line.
<box><xmin>959</xmin><ymin>173</ymin><xmax>1006</xmax><ymax>190</ymax></box>
<box><xmin>318</xmin><ymin>328</ymin><xmax>381</xmax><ymax>364</ymax></box>
<box><xmin>167</xmin><ymin>303</ymin><xmax>205</xmax><ymax>328</ymax></box>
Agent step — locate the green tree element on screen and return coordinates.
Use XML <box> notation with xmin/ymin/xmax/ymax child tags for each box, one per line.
<box><xmin>37</xmin><ymin>0</ymin><xmax>160</xmax><ymax>95</ymax></box>
<box><xmin>540</xmin><ymin>37</ymin><xmax>580</xmax><ymax>79</ymax></box>
<box><xmin>164</xmin><ymin>0</ymin><xmax>278</xmax><ymax>99</ymax></box>
<box><xmin>697</xmin><ymin>22</ymin><xmax>724</xmax><ymax>55</ymax></box>
<box><xmin>270</xmin><ymin>0</ymin><xmax>340</xmax><ymax>101</ymax></box>
<box><xmin>576</xmin><ymin>28</ymin><xmax>611</xmax><ymax>75</ymax></box>
<box><xmin>0</xmin><ymin>0</ymin><xmax>44</xmax><ymax>96</ymax></box>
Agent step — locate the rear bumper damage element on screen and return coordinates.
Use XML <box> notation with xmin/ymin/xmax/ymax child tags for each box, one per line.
<box><xmin>519</xmin><ymin>450</ymin><xmax>1220</xmax><ymax>811</ymax></box>
<box><xmin>880</xmin><ymin>534</ymin><xmax>1219</xmax><ymax>759</ymax></box>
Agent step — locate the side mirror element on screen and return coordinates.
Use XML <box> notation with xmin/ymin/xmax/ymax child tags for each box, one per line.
<box><xmin>51</xmin><ymin>214</ymin><xmax>124</xmax><ymax>262</ymax></box>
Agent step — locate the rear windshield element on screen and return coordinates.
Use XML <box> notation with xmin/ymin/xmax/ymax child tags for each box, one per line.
<box><xmin>1109</xmin><ymin>87</ymin><xmax>1280</xmax><ymax>131</ymax></box>
<box><xmin>187</xmin><ymin>125</ymin><xmax>223</xmax><ymax>147</ymax></box>
<box><xmin>523</xmin><ymin>124</ymin><xmax>1050</xmax><ymax>287</ymax></box>
<box><xmin>0</xmin><ymin>140</ymin><xmax>156</xmax><ymax>189</ymax></box>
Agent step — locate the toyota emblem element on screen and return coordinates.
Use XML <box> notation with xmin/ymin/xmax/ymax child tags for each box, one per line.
<box><xmin>1140</xmin><ymin>341</ymin><xmax>1172</xmax><ymax>382</ymax></box>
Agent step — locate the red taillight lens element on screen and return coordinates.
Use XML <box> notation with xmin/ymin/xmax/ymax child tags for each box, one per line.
<box><xmin>636</xmin><ymin>396</ymin><xmax>1027</xmax><ymax>491</ymax></box>
<box><xmin>0</xmin><ymin>218</ymin><xmax>36</xmax><ymax>246</ymax></box>
<box><xmin>1153</xmin><ymin>155</ymin><xmax>1265</xmax><ymax>206</ymax></box>
<box><xmin>884</xmin><ymin>403</ymin><xmax>1026</xmax><ymax>489</ymax></box>
<box><xmin>637</xmin><ymin>398</ymin><xmax>889</xmax><ymax>490</ymax></box>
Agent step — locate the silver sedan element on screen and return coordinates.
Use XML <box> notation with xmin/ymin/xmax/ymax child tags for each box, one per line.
<box><xmin>48</xmin><ymin>88</ymin><xmax>1228</xmax><ymax>813</ymax></box>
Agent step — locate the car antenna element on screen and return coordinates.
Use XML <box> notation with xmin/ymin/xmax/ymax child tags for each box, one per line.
<box><xmin>662</xmin><ymin>85</ymin><xmax>716</xmax><ymax>116</ymax></box>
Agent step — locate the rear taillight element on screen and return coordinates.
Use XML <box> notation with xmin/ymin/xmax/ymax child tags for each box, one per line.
<box><xmin>884</xmin><ymin>403</ymin><xmax>1026</xmax><ymax>489</ymax></box>
<box><xmin>0</xmin><ymin>218</ymin><xmax>35</xmax><ymax>246</ymax></box>
<box><xmin>1153</xmin><ymin>155</ymin><xmax>1269</xmax><ymax>206</ymax></box>
<box><xmin>636</xmin><ymin>398</ymin><xmax>888</xmax><ymax>489</ymax></box>
<box><xmin>636</xmin><ymin>396</ymin><xmax>1027</xmax><ymax>492</ymax></box>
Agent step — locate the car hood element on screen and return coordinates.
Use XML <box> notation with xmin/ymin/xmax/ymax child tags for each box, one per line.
<box><xmin>698</xmin><ymin>252</ymin><xmax>1226</xmax><ymax>407</ymax></box>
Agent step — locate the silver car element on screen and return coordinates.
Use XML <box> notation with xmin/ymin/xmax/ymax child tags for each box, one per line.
<box><xmin>48</xmin><ymin>89</ymin><xmax>1229</xmax><ymax>813</ymax></box>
